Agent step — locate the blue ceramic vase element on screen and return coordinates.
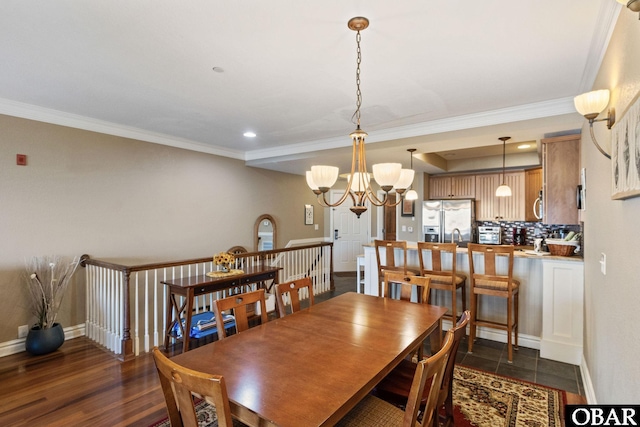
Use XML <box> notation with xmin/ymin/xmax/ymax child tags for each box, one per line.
<box><xmin>25</xmin><ymin>323</ymin><xmax>65</xmax><ymax>355</ymax></box>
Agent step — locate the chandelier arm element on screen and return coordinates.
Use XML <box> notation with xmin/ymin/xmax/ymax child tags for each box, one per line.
<box><xmin>589</xmin><ymin>122</ymin><xmax>612</xmax><ymax>159</ymax></box>
<box><xmin>364</xmin><ymin>185</ymin><xmax>388</xmax><ymax>206</ymax></box>
<box><xmin>386</xmin><ymin>194</ymin><xmax>404</xmax><ymax>207</ymax></box>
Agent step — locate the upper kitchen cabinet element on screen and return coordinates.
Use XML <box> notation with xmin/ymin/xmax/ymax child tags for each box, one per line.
<box><xmin>429</xmin><ymin>175</ymin><xmax>475</xmax><ymax>199</ymax></box>
<box><xmin>500</xmin><ymin>171</ymin><xmax>525</xmax><ymax>221</ymax></box>
<box><xmin>475</xmin><ymin>172</ymin><xmax>525</xmax><ymax>221</ymax></box>
<box><xmin>525</xmin><ymin>168</ymin><xmax>543</xmax><ymax>222</ymax></box>
<box><xmin>541</xmin><ymin>135</ymin><xmax>580</xmax><ymax>225</ymax></box>
<box><xmin>475</xmin><ymin>173</ymin><xmax>500</xmax><ymax>220</ymax></box>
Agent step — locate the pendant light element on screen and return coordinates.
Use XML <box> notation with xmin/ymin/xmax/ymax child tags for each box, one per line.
<box><xmin>495</xmin><ymin>136</ymin><xmax>512</xmax><ymax>197</ymax></box>
<box><xmin>305</xmin><ymin>17</ymin><xmax>414</xmax><ymax>218</ymax></box>
<box><xmin>404</xmin><ymin>149</ymin><xmax>418</xmax><ymax>200</ymax></box>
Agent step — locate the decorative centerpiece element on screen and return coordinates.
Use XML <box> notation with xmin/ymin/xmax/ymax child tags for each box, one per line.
<box><xmin>24</xmin><ymin>255</ymin><xmax>80</xmax><ymax>355</ymax></box>
<box><xmin>213</xmin><ymin>252</ymin><xmax>235</xmax><ymax>272</ymax></box>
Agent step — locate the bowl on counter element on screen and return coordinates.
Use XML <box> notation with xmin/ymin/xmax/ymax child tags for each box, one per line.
<box><xmin>545</xmin><ymin>238</ymin><xmax>579</xmax><ymax>256</ymax></box>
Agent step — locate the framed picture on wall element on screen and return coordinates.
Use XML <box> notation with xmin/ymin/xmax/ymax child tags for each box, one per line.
<box><xmin>611</xmin><ymin>91</ymin><xmax>640</xmax><ymax>200</ymax></box>
<box><xmin>304</xmin><ymin>204</ymin><xmax>314</xmax><ymax>225</ymax></box>
<box><xmin>401</xmin><ymin>198</ymin><xmax>414</xmax><ymax>217</ymax></box>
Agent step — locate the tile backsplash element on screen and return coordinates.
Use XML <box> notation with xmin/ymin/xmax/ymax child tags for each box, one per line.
<box><xmin>477</xmin><ymin>220</ymin><xmax>583</xmax><ymax>254</ymax></box>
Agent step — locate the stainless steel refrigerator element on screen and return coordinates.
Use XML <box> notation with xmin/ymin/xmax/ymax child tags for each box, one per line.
<box><xmin>422</xmin><ymin>199</ymin><xmax>476</xmax><ymax>246</ymax></box>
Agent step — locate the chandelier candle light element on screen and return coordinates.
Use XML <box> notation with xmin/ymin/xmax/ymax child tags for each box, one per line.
<box><xmin>305</xmin><ymin>17</ymin><xmax>415</xmax><ymax>218</ymax></box>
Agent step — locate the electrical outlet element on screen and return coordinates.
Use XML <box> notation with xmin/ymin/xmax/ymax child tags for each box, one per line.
<box><xmin>18</xmin><ymin>325</ymin><xmax>29</xmax><ymax>339</ymax></box>
<box><xmin>600</xmin><ymin>252</ymin><xmax>606</xmax><ymax>275</ymax></box>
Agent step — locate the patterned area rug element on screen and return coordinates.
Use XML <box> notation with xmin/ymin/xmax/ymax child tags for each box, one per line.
<box><xmin>150</xmin><ymin>366</ymin><xmax>566</xmax><ymax>427</ymax></box>
<box><xmin>453</xmin><ymin>365</ymin><xmax>565</xmax><ymax>427</ymax></box>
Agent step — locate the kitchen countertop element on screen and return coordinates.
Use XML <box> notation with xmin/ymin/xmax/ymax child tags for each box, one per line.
<box><xmin>366</xmin><ymin>243</ymin><xmax>583</xmax><ymax>262</ymax></box>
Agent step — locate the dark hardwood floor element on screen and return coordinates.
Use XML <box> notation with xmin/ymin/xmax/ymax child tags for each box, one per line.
<box><xmin>0</xmin><ymin>337</ymin><xmax>166</xmax><ymax>427</ymax></box>
<box><xmin>0</xmin><ymin>336</ymin><xmax>586</xmax><ymax>427</ymax></box>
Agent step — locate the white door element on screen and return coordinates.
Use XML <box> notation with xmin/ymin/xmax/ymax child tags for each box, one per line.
<box><xmin>331</xmin><ymin>191</ymin><xmax>371</xmax><ymax>272</ymax></box>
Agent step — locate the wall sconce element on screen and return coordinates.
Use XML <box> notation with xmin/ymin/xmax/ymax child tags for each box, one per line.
<box><xmin>574</xmin><ymin>89</ymin><xmax>615</xmax><ymax>159</ymax></box>
<box><xmin>616</xmin><ymin>0</ymin><xmax>640</xmax><ymax>14</ymax></box>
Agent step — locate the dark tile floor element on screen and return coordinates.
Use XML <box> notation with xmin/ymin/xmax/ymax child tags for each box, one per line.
<box><xmin>324</xmin><ymin>272</ymin><xmax>585</xmax><ymax>396</ymax></box>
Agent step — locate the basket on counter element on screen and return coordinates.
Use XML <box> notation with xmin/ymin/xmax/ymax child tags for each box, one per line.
<box><xmin>545</xmin><ymin>238</ymin><xmax>579</xmax><ymax>256</ymax></box>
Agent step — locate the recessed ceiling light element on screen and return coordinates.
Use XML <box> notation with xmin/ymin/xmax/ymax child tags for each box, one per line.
<box><xmin>517</xmin><ymin>144</ymin><xmax>531</xmax><ymax>149</ymax></box>
<box><xmin>243</xmin><ymin>131</ymin><xmax>257</xmax><ymax>138</ymax></box>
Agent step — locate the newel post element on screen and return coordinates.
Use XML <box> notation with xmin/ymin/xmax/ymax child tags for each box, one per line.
<box><xmin>120</xmin><ymin>269</ymin><xmax>134</xmax><ymax>361</ymax></box>
<box><xmin>329</xmin><ymin>242</ymin><xmax>335</xmax><ymax>291</ymax></box>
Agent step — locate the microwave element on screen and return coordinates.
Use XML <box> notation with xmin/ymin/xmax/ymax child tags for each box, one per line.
<box><xmin>478</xmin><ymin>226</ymin><xmax>501</xmax><ymax>245</ymax></box>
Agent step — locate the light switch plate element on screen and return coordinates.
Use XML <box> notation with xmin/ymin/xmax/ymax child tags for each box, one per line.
<box><xmin>600</xmin><ymin>252</ymin><xmax>606</xmax><ymax>275</ymax></box>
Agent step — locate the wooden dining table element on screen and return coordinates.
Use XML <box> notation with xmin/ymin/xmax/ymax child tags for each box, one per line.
<box><xmin>171</xmin><ymin>292</ymin><xmax>448</xmax><ymax>427</ymax></box>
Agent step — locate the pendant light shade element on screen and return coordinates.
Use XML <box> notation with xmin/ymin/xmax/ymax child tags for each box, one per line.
<box><xmin>405</xmin><ymin>189</ymin><xmax>418</xmax><ymax>200</ymax></box>
<box><xmin>311</xmin><ymin>165</ymin><xmax>339</xmax><ymax>190</ymax></box>
<box><xmin>495</xmin><ymin>183</ymin><xmax>512</xmax><ymax>197</ymax></box>
<box><xmin>496</xmin><ymin>136</ymin><xmax>512</xmax><ymax>197</ymax></box>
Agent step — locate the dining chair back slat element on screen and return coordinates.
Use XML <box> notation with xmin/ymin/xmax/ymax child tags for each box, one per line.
<box><xmin>213</xmin><ymin>289</ymin><xmax>268</xmax><ymax>340</ymax></box>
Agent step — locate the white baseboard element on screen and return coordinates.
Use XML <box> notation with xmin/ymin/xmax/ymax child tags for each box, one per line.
<box><xmin>580</xmin><ymin>355</ymin><xmax>597</xmax><ymax>404</ymax></box>
<box><xmin>442</xmin><ymin>319</ymin><xmax>540</xmax><ymax>351</ymax></box>
<box><xmin>0</xmin><ymin>324</ymin><xmax>86</xmax><ymax>358</ymax></box>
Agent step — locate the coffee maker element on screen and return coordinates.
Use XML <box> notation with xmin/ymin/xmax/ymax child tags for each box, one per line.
<box><xmin>512</xmin><ymin>227</ymin><xmax>526</xmax><ymax>246</ymax></box>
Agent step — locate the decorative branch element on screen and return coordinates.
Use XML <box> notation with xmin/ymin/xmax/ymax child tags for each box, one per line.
<box><xmin>25</xmin><ymin>256</ymin><xmax>80</xmax><ymax>329</ymax></box>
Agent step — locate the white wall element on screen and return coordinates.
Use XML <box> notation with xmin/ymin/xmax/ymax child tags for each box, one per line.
<box><xmin>581</xmin><ymin>10</ymin><xmax>640</xmax><ymax>403</ymax></box>
<box><xmin>0</xmin><ymin>115</ymin><xmax>324</xmax><ymax>343</ymax></box>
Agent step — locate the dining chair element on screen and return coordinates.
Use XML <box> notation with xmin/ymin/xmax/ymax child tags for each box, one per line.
<box><xmin>374</xmin><ymin>311</ymin><xmax>470</xmax><ymax>427</ymax></box>
<box><xmin>336</xmin><ymin>329</ymin><xmax>455</xmax><ymax>427</ymax></box>
<box><xmin>274</xmin><ymin>277</ymin><xmax>314</xmax><ymax>318</ymax></box>
<box><xmin>467</xmin><ymin>243</ymin><xmax>520</xmax><ymax>362</ymax></box>
<box><xmin>374</xmin><ymin>240</ymin><xmax>418</xmax><ymax>297</ymax></box>
<box><xmin>152</xmin><ymin>347</ymin><xmax>247</xmax><ymax>427</ymax></box>
<box><xmin>417</xmin><ymin>242</ymin><xmax>467</xmax><ymax>324</ymax></box>
<box><xmin>212</xmin><ymin>289</ymin><xmax>268</xmax><ymax>340</ymax></box>
<box><xmin>383</xmin><ymin>272</ymin><xmax>431</xmax><ymax>361</ymax></box>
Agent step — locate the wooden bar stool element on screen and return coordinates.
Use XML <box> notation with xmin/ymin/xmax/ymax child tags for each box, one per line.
<box><xmin>467</xmin><ymin>243</ymin><xmax>520</xmax><ymax>363</ymax></box>
<box><xmin>417</xmin><ymin>242</ymin><xmax>466</xmax><ymax>325</ymax></box>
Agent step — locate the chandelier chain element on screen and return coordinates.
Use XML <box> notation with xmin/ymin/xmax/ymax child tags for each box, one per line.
<box><xmin>354</xmin><ymin>30</ymin><xmax>362</xmax><ymax>127</ymax></box>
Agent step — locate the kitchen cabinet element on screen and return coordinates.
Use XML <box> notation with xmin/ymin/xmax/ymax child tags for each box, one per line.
<box><xmin>540</xmin><ymin>259</ymin><xmax>584</xmax><ymax>365</ymax></box>
<box><xmin>429</xmin><ymin>175</ymin><xmax>475</xmax><ymax>199</ymax></box>
<box><xmin>541</xmin><ymin>135</ymin><xmax>580</xmax><ymax>224</ymax></box>
<box><xmin>500</xmin><ymin>171</ymin><xmax>525</xmax><ymax>221</ymax></box>
<box><xmin>474</xmin><ymin>173</ymin><xmax>500</xmax><ymax>220</ymax></box>
<box><xmin>525</xmin><ymin>168</ymin><xmax>543</xmax><ymax>222</ymax></box>
<box><xmin>475</xmin><ymin>172</ymin><xmax>525</xmax><ymax>221</ymax></box>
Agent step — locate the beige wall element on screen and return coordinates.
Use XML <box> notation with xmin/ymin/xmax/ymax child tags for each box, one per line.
<box><xmin>0</xmin><ymin>115</ymin><xmax>324</xmax><ymax>343</ymax></box>
<box><xmin>581</xmin><ymin>10</ymin><xmax>640</xmax><ymax>403</ymax></box>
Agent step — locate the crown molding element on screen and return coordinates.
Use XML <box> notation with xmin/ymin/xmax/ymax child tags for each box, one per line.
<box><xmin>245</xmin><ymin>97</ymin><xmax>579</xmax><ymax>161</ymax></box>
<box><xmin>578</xmin><ymin>1</ymin><xmax>622</xmax><ymax>93</ymax></box>
<box><xmin>0</xmin><ymin>98</ymin><xmax>244</xmax><ymax>160</ymax></box>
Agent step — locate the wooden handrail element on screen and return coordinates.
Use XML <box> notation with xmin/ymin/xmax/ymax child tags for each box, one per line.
<box><xmin>81</xmin><ymin>242</ymin><xmax>333</xmax><ymax>360</ymax></box>
<box><xmin>81</xmin><ymin>242</ymin><xmax>333</xmax><ymax>272</ymax></box>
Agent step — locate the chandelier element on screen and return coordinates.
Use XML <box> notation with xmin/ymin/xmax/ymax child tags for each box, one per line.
<box><xmin>305</xmin><ymin>17</ymin><xmax>415</xmax><ymax>218</ymax></box>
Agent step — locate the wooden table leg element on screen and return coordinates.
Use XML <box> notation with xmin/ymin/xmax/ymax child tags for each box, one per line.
<box><xmin>182</xmin><ymin>289</ymin><xmax>194</xmax><ymax>353</ymax></box>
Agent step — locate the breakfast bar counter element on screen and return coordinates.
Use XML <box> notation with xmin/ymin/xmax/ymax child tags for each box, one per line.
<box><xmin>362</xmin><ymin>243</ymin><xmax>584</xmax><ymax>365</ymax></box>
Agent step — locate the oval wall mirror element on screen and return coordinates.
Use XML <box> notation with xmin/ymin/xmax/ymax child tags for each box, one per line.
<box><xmin>254</xmin><ymin>214</ymin><xmax>276</xmax><ymax>251</ymax></box>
